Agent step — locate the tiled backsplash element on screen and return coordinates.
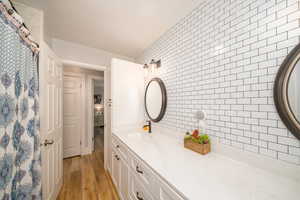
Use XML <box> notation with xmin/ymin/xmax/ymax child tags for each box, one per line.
<box><xmin>138</xmin><ymin>0</ymin><xmax>300</xmax><ymax>165</ymax></box>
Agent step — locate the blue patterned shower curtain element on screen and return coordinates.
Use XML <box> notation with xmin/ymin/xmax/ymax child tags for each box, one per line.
<box><xmin>0</xmin><ymin>0</ymin><xmax>41</xmax><ymax>199</ymax></box>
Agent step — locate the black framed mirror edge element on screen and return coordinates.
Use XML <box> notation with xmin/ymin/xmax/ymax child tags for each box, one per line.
<box><xmin>274</xmin><ymin>42</ymin><xmax>300</xmax><ymax>140</ymax></box>
<box><xmin>144</xmin><ymin>77</ymin><xmax>167</xmax><ymax>123</ymax></box>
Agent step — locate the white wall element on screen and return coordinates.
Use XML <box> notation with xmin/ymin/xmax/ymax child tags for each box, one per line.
<box><xmin>111</xmin><ymin>58</ymin><xmax>145</xmax><ymax>131</ymax></box>
<box><xmin>138</xmin><ymin>0</ymin><xmax>300</xmax><ymax>165</ymax></box>
<box><xmin>52</xmin><ymin>39</ymin><xmax>134</xmax><ymax>68</ymax></box>
<box><xmin>52</xmin><ymin>39</ymin><xmax>134</xmax><ymax>107</ymax></box>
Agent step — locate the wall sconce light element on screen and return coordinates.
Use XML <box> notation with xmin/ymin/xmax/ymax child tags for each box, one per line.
<box><xmin>143</xmin><ymin>59</ymin><xmax>161</xmax><ymax>71</ymax></box>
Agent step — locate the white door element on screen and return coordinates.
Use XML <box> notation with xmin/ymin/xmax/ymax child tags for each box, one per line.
<box><xmin>40</xmin><ymin>42</ymin><xmax>63</xmax><ymax>200</ymax></box>
<box><xmin>63</xmin><ymin>74</ymin><xmax>83</xmax><ymax>158</ymax></box>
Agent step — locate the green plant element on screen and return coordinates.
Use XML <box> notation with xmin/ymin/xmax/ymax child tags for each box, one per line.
<box><xmin>191</xmin><ymin>136</ymin><xmax>199</xmax><ymax>143</ymax></box>
<box><xmin>184</xmin><ymin>129</ymin><xmax>210</xmax><ymax>144</ymax></box>
<box><xmin>198</xmin><ymin>134</ymin><xmax>210</xmax><ymax>144</ymax></box>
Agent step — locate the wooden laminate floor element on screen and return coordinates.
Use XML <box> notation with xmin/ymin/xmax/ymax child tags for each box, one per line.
<box><xmin>57</xmin><ymin>127</ymin><xmax>119</xmax><ymax>200</ymax></box>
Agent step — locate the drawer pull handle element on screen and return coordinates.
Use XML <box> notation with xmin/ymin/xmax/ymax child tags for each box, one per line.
<box><xmin>136</xmin><ymin>192</ymin><xmax>144</xmax><ymax>200</ymax></box>
<box><xmin>136</xmin><ymin>166</ymin><xmax>143</xmax><ymax>174</ymax></box>
<box><xmin>115</xmin><ymin>155</ymin><xmax>120</xmax><ymax>160</ymax></box>
<box><xmin>116</xmin><ymin>145</ymin><xmax>120</xmax><ymax>148</ymax></box>
<box><xmin>43</xmin><ymin>139</ymin><xmax>54</xmax><ymax>146</ymax></box>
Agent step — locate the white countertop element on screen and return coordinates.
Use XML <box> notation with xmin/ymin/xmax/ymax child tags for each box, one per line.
<box><xmin>113</xmin><ymin>127</ymin><xmax>300</xmax><ymax>200</ymax></box>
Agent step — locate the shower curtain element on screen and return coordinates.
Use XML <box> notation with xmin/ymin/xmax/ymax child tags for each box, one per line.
<box><xmin>0</xmin><ymin>0</ymin><xmax>41</xmax><ymax>199</ymax></box>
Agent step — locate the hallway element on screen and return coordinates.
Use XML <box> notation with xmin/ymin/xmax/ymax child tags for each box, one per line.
<box><xmin>94</xmin><ymin>127</ymin><xmax>104</xmax><ymax>153</ymax></box>
<box><xmin>57</xmin><ymin>127</ymin><xmax>118</xmax><ymax>200</ymax></box>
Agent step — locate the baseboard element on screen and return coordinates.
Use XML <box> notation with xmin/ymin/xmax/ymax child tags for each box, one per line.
<box><xmin>52</xmin><ymin>177</ymin><xmax>63</xmax><ymax>200</ymax></box>
<box><xmin>81</xmin><ymin>148</ymin><xmax>92</xmax><ymax>156</ymax></box>
<box><xmin>105</xmin><ymin>170</ymin><xmax>120</xmax><ymax>200</ymax></box>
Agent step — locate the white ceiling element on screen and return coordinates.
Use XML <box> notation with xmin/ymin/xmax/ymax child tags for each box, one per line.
<box><xmin>13</xmin><ymin>0</ymin><xmax>201</xmax><ymax>58</ymax></box>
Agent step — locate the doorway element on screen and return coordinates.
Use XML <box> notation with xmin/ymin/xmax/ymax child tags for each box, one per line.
<box><xmin>62</xmin><ymin>65</ymin><xmax>106</xmax><ymax>158</ymax></box>
<box><xmin>93</xmin><ymin>79</ymin><xmax>105</xmax><ymax>157</ymax></box>
<box><xmin>92</xmin><ymin>78</ymin><xmax>105</xmax><ymax>158</ymax></box>
<box><xmin>58</xmin><ymin>62</ymin><xmax>117</xmax><ymax>199</ymax></box>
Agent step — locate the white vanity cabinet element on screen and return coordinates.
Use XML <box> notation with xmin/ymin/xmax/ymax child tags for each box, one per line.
<box><xmin>111</xmin><ymin>139</ymin><xmax>129</xmax><ymax>200</ymax></box>
<box><xmin>128</xmin><ymin>174</ymin><xmax>154</xmax><ymax>200</ymax></box>
<box><xmin>111</xmin><ymin>149</ymin><xmax>120</xmax><ymax>188</ymax></box>
<box><xmin>158</xmin><ymin>180</ymin><xmax>186</xmax><ymax>200</ymax></box>
<box><xmin>120</xmin><ymin>156</ymin><xmax>130</xmax><ymax>199</ymax></box>
<box><xmin>111</xmin><ymin>135</ymin><xmax>186</xmax><ymax>200</ymax></box>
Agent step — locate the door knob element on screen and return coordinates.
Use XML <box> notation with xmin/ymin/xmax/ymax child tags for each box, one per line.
<box><xmin>44</xmin><ymin>139</ymin><xmax>54</xmax><ymax>146</ymax></box>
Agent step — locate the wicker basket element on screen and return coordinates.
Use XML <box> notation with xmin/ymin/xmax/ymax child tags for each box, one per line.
<box><xmin>184</xmin><ymin>139</ymin><xmax>211</xmax><ymax>155</ymax></box>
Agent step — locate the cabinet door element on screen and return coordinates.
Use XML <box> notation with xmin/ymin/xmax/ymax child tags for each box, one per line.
<box><xmin>112</xmin><ymin>150</ymin><xmax>120</xmax><ymax>189</ymax></box>
<box><xmin>159</xmin><ymin>179</ymin><xmax>185</xmax><ymax>200</ymax></box>
<box><xmin>119</xmin><ymin>157</ymin><xmax>129</xmax><ymax>200</ymax></box>
<box><xmin>128</xmin><ymin>174</ymin><xmax>154</xmax><ymax>200</ymax></box>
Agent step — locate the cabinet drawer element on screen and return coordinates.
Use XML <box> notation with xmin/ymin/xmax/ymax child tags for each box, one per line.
<box><xmin>112</xmin><ymin>135</ymin><xmax>128</xmax><ymax>160</ymax></box>
<box><xmin>129</xmin><ymin>174</ymin><xmax>154</xmax><ymax>200</ymax></box>
<box><xmin>159</xmin><ymin>180</ymin><xmax>185</xmax><ymax>200</ymax></box>
<box><xmin>130</xmin><ymin>152</ymin><xmax>155</xmax><ymax>190</ymax></box>
<box><xmin>111</xmin><ymin>149</ymin><xmax>120</xmax><ymax>188</ymax></box>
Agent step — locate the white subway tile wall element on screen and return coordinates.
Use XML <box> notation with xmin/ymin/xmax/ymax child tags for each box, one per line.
<box><xmin>138</xmin><ymin>0</ymin><xmax>300</xmax><ymax>165</ymax></box>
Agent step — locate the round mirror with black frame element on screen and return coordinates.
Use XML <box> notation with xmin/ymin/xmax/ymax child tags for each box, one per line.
<box><xmin>145</xmin><ymin>78</ymin><xmax>167</xmax><ymax>122</ymax></box>
<box><xmin>274</xmin><ymin>43</ymin><xmax>300</xmax><ymax>140</ymax></box>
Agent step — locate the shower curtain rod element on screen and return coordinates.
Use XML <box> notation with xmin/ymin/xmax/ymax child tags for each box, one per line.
<box><xmin>7</xmin><ymin>0</ymin><xmax>29</xmax><ymax>30</ymax></box>
<box><xmin>0</xmin><ymin>0</ymin><xmax>40</xmax><ymax>53</ymax></box>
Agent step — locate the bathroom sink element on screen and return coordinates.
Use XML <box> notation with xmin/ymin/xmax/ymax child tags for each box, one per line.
<box><xmin>127</xmin><ymin>132</ymin><xmax>142</xmax><ymax>138</ymax></box>
<box><xmin>127</xmin><ymin>131</ymin><xmax>150</xmax><ymax>138</ymax></box>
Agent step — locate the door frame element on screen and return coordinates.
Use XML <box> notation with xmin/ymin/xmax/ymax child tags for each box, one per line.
<box><xmin>62</xmin><ymin>72</ymin><xmax>85</xmax><ymax>157</ymax></box>
<box><xmin>62</xmin><ymin>60</ymin><xmax>109</xmax><ymax>169</ymax></box>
